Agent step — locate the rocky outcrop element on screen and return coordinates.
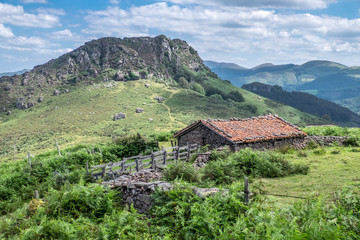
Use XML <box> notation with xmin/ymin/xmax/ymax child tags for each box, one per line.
<box><xmin>154</xmin><ymin>96</ymin><xmax>164</xmax><ymax>103</ymax></box>
<box><xmin>0</xmin><ymin>35</ymin><xmax>207</xmax><ymax>112</ymax></box>
<box><xmin>135</xmin><ymin>108</ymin><xmax>144</xmax><ymax>113</ymax></box>
<box><xmin>113</xmin><ymin>113</ymin><xmax>126</xmax><ymax>121</ymax></box>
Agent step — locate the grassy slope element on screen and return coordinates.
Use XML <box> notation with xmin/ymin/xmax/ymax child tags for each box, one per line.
<box><xmin>0</xmin><ymin>78</ymin><xmax>324</xmax><ymax>161</ymax></box>
<box><xmin>256</xmin><ymin>146</ymin><xmax>360</xmax><ymax>203</ymax></box>
<box><xmin>336</xmin><ymin>96</ymin><xmax>360</xmax><ymax>115</ymax></box>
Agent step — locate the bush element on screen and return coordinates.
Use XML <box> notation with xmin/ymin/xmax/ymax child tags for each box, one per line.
<box><xmin>203</xmin><ymin>148</ymin><xmax>309</xmax><ymax>184</ymax></box>
<box><xmin>45</xmin><ymin>182</ymin><xmax>115</xmax><ymax>219</ymax></box>
<box><xmin>190</xmin><ymin>82</ymin><xmax>205</xmax><ymax>95</ymax></box>
<box><xmin>210</xmin><ymin>146</ymin><xmax>232</xmax><ymax>161</ymax></box>
<box><xmin>163</xmin><ymin>163</ymin><xmax>200</xmax><ymax>183</ymax></box>
<box><xmin>313</xmin><ymin>148</ymin><xmax>326</xmax><ymax>155</ymax></box>
<box><xmin>178</xmin><ymin>77</ymin><xmax>189</xmax><ymax>89</ymax></box>
<box><xmin>344</xmin><ymin>135</ymin><xmax>360</xmax><ymax>147</ymax></box>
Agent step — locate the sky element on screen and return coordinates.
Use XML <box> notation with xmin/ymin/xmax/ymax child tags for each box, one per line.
<box><xmin>1</xmin><ymin>0</ymin><xmax>360</xmax><ymax>72</ymax></box>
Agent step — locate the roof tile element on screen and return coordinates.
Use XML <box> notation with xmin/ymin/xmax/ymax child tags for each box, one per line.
<box><xmin>174</xmin><ymin>114</ymin><xmax>306</xmax><ymax>143</ymax></box>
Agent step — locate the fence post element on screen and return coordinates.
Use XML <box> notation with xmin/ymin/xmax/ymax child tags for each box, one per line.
<box><xmin>171</xmin><ymin>140</ymin><xmax>174</xmax><ymax>147</ymax></box>
<box><xmin>56</xmin><ymin>142</ymin><xmax>62</xmax><ymax>157</ymax></box>
<box><xmin>175</xmin><ymin>146</ymin><xmax>179</xmax><ymax>163</ymax></box>
<box><xmin>244</xmin><ymin>176</ymin><xmax>249</xmax><ymax>205</ymax></box>
<box><xmin>27</xmin><ymin>151</ymin><xmax>32</xmax><ymax>169</ymax></box>
<box><xmin>151</xmin><ymin>153</ymin><xmax>155</xmax><ymax>170</ymax></box>
<box><xmin>121</xmin><ymin>161</ymin><xmax>125</xmax><ymax>172</ymax></box>
<box><xmin>163</xmin><ymin>151</ymin><xmax>167</xmax><ymax>165</ymax></box>
<box><xmin>86</xmin><ymin>161</ymin><xmax>89</xmax><ymax>175</ymax></box>
<box><xmin>186</xmin><ymin>145</ymin><xmax>190</xmax><ymax>161</ymax></box>
<box><xmin>135</xmin><ymin>158</ymin><xmax>139</xmax><ymax>172</ymax></box>
<box><xmin>102</xmin><ymin>166</ymin><xmax>106</xmax><ymax>179</ymax></box>
<box><xmin>34</xmin><ymin>190</ymin><xmax>39</xmax><ymax>200</ymax></box>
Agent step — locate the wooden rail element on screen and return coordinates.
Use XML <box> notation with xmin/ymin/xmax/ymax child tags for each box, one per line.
<box><xmin>90</xmin><ymin>144</ymin><xmax>199</xmax><ymax>181</ymax></box>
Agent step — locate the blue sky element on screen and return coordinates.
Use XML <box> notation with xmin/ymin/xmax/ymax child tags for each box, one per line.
<box><xmin>1</xmin><ymin>0</ymin><xmax>360</xmax><ymax>72</ymax></box>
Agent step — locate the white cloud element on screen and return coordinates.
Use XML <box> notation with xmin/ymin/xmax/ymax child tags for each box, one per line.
<box><xmin>83</xmin><ymin>2</ymin><xmax>360</xmax><ymax>67</ymax></box>
<box><xmin>52</xmin><ymin>29</ymin><xmax>73</xmax><ymax>38</ymax></box>
<box><xmin>109</xmin><ymin>0</ymin><xmax>120</xmax><ymax>4</ymax></box>
<box><xmin>163</xmin><ymin>0</ymin><xmax>336</xmax><ymax>10</ymax></box>
<box><xmin>36</xmin><ymin>8</ymin><xmax>66</xmax><ymax>16</ymax></box>
<box><xmin>0</xmin><ymin>24</ymin><xmax>14</xmax><ymax>38</ymax></box>
<box><xmin>22</xmin><ymin>0</ymin><xmax>48</xmax><ymax>3</ymax></box>
<box><xmin>0</xmin><ymin>3</ymin><xmax>59</xmax><ymax>28</ymax></box>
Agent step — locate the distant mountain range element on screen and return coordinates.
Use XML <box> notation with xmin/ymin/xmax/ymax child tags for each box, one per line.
<box><xmin>242</xmin><ymin>82</ymin><xmax>360</xmax><ymax>127</ymax></box>
<box><xmin>205</xmin><ymin>60</ymin><xmax>360</xmax><ymax>114</ymax></box>
<box><xmin>0</xmin><ymin>69</ymin><xmax>30</xmax><ymax>78</ymax></box>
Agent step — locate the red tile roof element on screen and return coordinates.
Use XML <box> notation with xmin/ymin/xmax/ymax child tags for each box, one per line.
<box><xmin>174</xmin><ymin>114</ymin><xmax>306</xmax><ymax>143</ymax></box>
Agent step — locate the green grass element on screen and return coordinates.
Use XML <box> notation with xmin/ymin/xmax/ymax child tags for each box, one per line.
<box><xmin>256</xmin><ymin>146</ymin><xmax>360</xmax><ymax>203</ymax></box>
<box><xmin>0</xmin><ymin>79</ymin><xmax>325</xmax><ymax>162</ymax></box>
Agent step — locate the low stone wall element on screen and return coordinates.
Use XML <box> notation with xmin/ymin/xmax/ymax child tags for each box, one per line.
<box><xmin>115</xmin><ymin>181</ymin><xmax>172</xmax><ymax>214</ymax></box>
<box><xmin>305</xmin><ymin>135</ymin><xmax>348</xmax><ymax>146</ymax></box>
<box><xmin>235</xmin><ymin>135</ymin><xmax>348</xmax><ymax>151</ymax></box>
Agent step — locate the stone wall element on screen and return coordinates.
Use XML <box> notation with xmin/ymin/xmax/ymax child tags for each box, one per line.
<box><xmin>115</xmin><ymin>181</ymin><xmax>172</xmax><ymax>214</ymax></box>
<box><xmin>235</xmin><ymin>137</ymin><xmax>306</xmax><ymax>151</ymax></box>
<box><xmin>178</xmin><ymin>124</ymin><xmax>233</xmax><ymax>150</ymax></box>
<box><xmin>305</xmin><ymin>135</ymin><xmax>348</xmax><ymax>146</ymax></box>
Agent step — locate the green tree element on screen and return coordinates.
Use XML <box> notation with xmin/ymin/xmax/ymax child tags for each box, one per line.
<box><xmin>178</xmin><ymin>77</ymin><xmax>190</xmax><ymax>89</ymax></box>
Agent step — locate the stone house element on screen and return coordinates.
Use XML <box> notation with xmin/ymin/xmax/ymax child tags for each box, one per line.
<box><xmin>173</xmin><ymin>114</ymin><xmax>306</xmax><ymax>151</ymax></box>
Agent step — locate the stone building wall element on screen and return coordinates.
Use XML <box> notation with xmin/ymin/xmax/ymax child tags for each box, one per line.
<box><xmin>235</xmin><ymin>137</ymin><xmax>306</xmax><ymax>151</ymax></box>
<box><xmin>178</xmin><ymin>124</ymin><xmax>234</xmax><ymax>150</ymax></box>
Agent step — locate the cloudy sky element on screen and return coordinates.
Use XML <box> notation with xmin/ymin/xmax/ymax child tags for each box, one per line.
<box><xmin>1</xmin><ymin>0</ymin><xmax>360</xmax><ymax>72</ymax></box>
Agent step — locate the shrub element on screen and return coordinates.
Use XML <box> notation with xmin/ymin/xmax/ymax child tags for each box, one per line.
<box><xmin>178</xmin><ymin>77</ymin><xmax>189</xmax><ymax>89</ymax></box>
<box><xmin>45</xmin><ymin>182</ymin><xmax>115</xmax><ymax>219</ymax></box>
<box><xmin>210</xmin><ymin>146</ymin><xmax>232</xmax><ymax>161</ymax></box>
<box><xmin>344</xmin><ymin>135</ymin><xmax>360</xmax><ymax>147</ymax></box>
<box><xmin>163</xmin><ymin>163</ymin><xmax>200</xmax><ymax>183</ymax></box>
<box><xmin>203</xmin><ymin>148</ymin><xmax>309</xmax><ymax>184</ymax></box>
<box><xmin>313</xmin><ymin>148</ymin><xmax>326</xmax><ymax>155</ymax></box>
<box><xmin>307</xmin><ymin>140</ymin><xmax>319</xmax><ymax>149</ymax></box>
<box><xmin>190</xmin><ymin>82</ymin><xmax>205</xmax><ymax>95</ymax></box>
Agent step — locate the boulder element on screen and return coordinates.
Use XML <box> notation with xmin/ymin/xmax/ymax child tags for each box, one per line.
<box><xmin>113</xmin><ymin>113</ymin><xmax>126</xmax><ymax>121</ymax></box>
<box><xmin>53</xmin><ymin>90</ymin><xmax>61</xmax><ymax>96</ymax></box>
<box><xmin>7</xmin><ymin>111</ymin><xmax>11</xmax><ymax>115</ymax></box>
<box><xmin>135</xmin><ymin>108</ymin><xmax>144</xmax><ymax>113</ymax></box>
<box><xmin>38</xmin><ymin>96</ymin><xmax>44</xmax><ymax>103</ymax></box>
<box><xmin>145</xmin><ymin>83</ymin><xmax>150</xmax><ymax>88</ymax></box>
<box><xmin>154</xmin><ymin>96</ymin><xmax>165</xmax><ymax>103</ymax></box>
<box><xmin>114</xmin><ymin>71</ymin><xmax>125</xmax><ymax>81</ymax></box>
<box><xmin>63</xmin><ymin>89</ymin><xmax>69</xmax><ymax>93</ymax></box>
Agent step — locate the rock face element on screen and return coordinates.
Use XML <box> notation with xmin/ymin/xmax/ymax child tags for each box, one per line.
<box><xmin>154</xmin><ymin>96</ymin><xmax>164</xmax><ymax>102</ymax></box>
<box><xmin>0</xmin><ymin>35</ymin><xmax>209</xmax><ymax>112</ymax></box>
<box><xmin>135</xmin><ymin>108</ymin><xmax>144</xmax><ymax>113</ymax></box>
<box><xmin>113</xmin><ymin>113</ymin><xmax>126</xmax><ymax>121</ymax></box>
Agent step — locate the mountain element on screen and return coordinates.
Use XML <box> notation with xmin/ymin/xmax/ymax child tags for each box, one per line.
<box><xmin>205</xmin><ymin>60</ymin><xmax>360</xmax><ymax>113</ymax></box>
<box><xmin>242</xmin><ymin>82</ymin><xmax>360</xmax><ymax>127</ymax></box>
<box><xmin>0</xmin><ymin>69</ymin><xmax>30</xmax><ymax>78</ymax></box>
<box><xmin>0</xmin><ymin>35</ymin><xmax>327</xmax><ymax>160</ymax></box>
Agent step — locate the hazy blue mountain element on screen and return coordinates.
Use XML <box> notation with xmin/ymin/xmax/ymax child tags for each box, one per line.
<box><xmin>242</xmin><ymin>82</ymin><xmax>360</xmax><ymax>127</ymax></box>
<box><xmin>0</xmin><ymin>69</ymin><xmax>30</xmax><ymax>77</ymax></box>
<box><xmin>205</xmin><ymin>60</ymin><xmax>360</xmax><ymax>113</ymax></box>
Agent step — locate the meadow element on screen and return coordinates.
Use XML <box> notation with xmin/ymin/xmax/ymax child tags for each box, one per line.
<box><xmin>0</xmin><ymin>126</ymin><xmax>359</xmax><ymax>239</ymax></box>
<box><xmin>0</xmin><ymin>79</ymin><xmax>324</xmax><ymax>162</ymax></box>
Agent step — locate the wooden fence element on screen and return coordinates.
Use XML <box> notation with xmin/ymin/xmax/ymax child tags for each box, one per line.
<box><xmin>90</xmin><ymin>144</ymin><xmax>199</xmax><ymax>181</ymax></box>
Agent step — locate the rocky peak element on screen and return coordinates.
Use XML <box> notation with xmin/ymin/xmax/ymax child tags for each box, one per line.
<box><xmin>0</xmin><ymin>35</ymin><xmax>206</xmax><ymax>111</ymax></box>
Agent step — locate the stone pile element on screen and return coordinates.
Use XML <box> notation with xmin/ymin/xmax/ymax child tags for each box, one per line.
<box><xmin>193</xmin><ymin>152</ymin><xmax>211</xmax><ymax>168</ymax></box>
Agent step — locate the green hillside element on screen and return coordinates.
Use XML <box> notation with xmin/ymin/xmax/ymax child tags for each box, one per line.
<box><xmin>242</xmin><ymin>82</ymin><xmax>360</xmax><ymax>126</ymax></box>
<box><xmin>0</xmin><ymin>79</ymin><xmax>325</xmax><ymax>161</ymax></box>
<box><xmin>0</xmin><ymin>35</ymin><xmax>327</xmax><ymax>161</ymax></box>
<box><xmin>336</xmin><ymin>96</ymin><xmax>360</xmax><ymax>115</ymax></box>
